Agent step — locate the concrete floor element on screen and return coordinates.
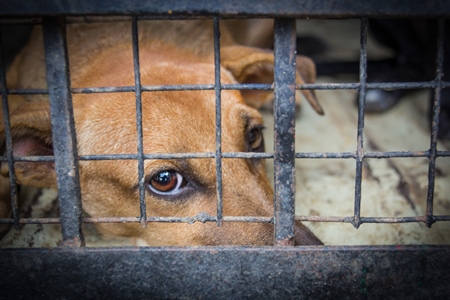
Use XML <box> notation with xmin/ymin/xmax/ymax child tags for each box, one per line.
<box><xmin>1</xmin><ymin>19</ymin><xmax>449</xmax><ymax>247</ymax></box>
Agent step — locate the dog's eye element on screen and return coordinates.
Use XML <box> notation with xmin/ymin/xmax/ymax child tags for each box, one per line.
<box><xmin>248</xmin><ymin>126</ymin><xmax>264</xmax><ymax>152</ymax></box>
<box><xmin>148</xmin><ymin>171</ymin><xmax>187</xmax><ymax>195</ymax></box>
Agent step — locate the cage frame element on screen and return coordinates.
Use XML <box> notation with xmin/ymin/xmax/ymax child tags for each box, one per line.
<box><xmin>0</xmin><ymin>0</ymin><xmax>450</xmax><ymax>298</ymax></box>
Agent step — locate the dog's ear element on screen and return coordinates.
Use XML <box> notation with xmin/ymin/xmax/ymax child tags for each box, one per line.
<box><xmin>0</xmin><ymin>101</ymin><xmax>56</xmax><ymax>188</ymax></box>
<box><xmin>220</xmin><ymin>45</ymin><xmax>324</xmax><ymax>115</ymax></box>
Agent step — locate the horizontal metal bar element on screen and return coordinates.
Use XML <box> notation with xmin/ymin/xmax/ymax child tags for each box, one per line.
<box><xmin>6</xmin><ymin>80</ymin><xmax>450</xmax><ymax>96</ymax></box>
<box><xmin>72</xmin><ymin>86</ymin><xmax>134</xmax><ymax>94</ymax></box>
<box><xmin>363</xmin><ymin>150</ymin><xmax>430</xmax><ymax>158</ymax></box>
<box><xmin>80</xmin><ymin>152</ymin><xmax>273</xmax><ymax>160</ymax></box>
<box><xmin>0</xmin><ymin>218</ymin><xmax>61</xmax><ymax>224</ymax></box>
<box><xmin>1</xmin><ymin>0</ymin><xmax>450</xmax><ymax>17</ymax></box>
<box><xmin>142</xmin><ymin>84</ymin><xmax>215</xmax><ymax>92</ymax></box>
<box><xmin>0</xmin><ymin>152</ymin><xmax>271</xmax><ymax>162</ymax></box>
<box><xmin>221</xmin><ymin>152</ymin><xmax>273</xmax><ymax>159</ymax></box>
<box><xmin>295</xmin><ymin>150</ymin><xmax>432</xmax><ymax>159</ymax></box>
<box><xmin>7</xmin><ymin>88</ymin><xmax>48</xmax><ymax>95</ymax></box>
<box><xmin>0</xmin><ymin>216</ymin><xmax>274</xmax><ymax>224</ymax></box>
<box><xmin>72</xmin><ymin>85</ymin><xmax>216</xmax><ymax>94</ymax></box>
<box><xmin>83</xmin><ymin>153</ymin><xmax>215</xmax><ymax>160</ymax></box>
<box><xmin>3</xmin><ymin>214</ymin><xmax>449</xmax><ymax>225</ymax></box>
<box><xmin>366</xmin><ymin>81</ymin><xmax>443</xmax><ymax>90</ymax></box>
<box><xmin>296</xmin><ymin>215</ymin><xmax>450</xmax><ymax>224</ymax></box>
<box><xmin>1</xmin><ymin>246</ymin><xmax>449</xmax><ymax>299</ymax></box>
<box><xmin>0</xmin><ymin>156</ymin><xmax>55</xmax><ymax>162</ymax></box>
<box><xmin>0</xmin><ymin>16</ymin><xmax>230</xmax><ymax>25</ymax></box>
<box><xmin>295</xmin><ymin>152</ymin><xmax>356</xmax><ymax>159</ymax></box>
<box><xmin>79</xmin><ymin>81</ymin><xmax>450</xmax><ymax>93</ymax></box>
<box><xmin>9</xmin><ymin>84</ymin><xmax>268</xmax><ymax>95</ymax></box>
<box><xmin>296</xmin><ymin>81</ymin><xmax>447</xmax><ymax>91</ymax></box>
<box><xmin>361</xmin><ymin>216</ymin><xmax>429</xmax><ymax>223</ymax></box>
<box><xmin>298</xmin><ymin>83</ymin><xmax>360</xmax><ymax>90</ymax></box>
<box><xmin>2</xmin><ymin>149</ymin><xmax>443</xmax><ymax>163</ymax></box>
<box><xmin>222</xmin><ymin>83</ymin><xmax>273</xmax><ymax>90</ymax></box>
<box><xmin>84</xmin><ymin>215</ymin><xmax>274</xmax><ymax>224</ymax></box>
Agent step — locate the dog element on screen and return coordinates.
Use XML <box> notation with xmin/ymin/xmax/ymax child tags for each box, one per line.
<box><xmin>0</xmin><ymin>19</ymin><xmax>323</xmax><ymax>246</ymax></box>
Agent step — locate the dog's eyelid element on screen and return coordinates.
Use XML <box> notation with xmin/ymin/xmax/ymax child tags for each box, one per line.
<box><xmin>249</xmin><ymin>124</ymin><xmax>265</xmax><ymax>131</ymax></box>
<box><xmin>145</xmin><ymin>163</ymin><xmax>194</xmax><ymax>185</ymax></box>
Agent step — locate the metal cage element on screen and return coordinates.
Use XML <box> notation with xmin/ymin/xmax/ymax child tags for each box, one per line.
<box><xmin>0</xmin><ymin>0</ymin><xmax>449</xmax><ymax>298</ymax></box>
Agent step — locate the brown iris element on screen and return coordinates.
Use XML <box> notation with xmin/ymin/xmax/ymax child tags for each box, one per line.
<box><xmin>149</xmin><ymin>171</ymin><xmax>187</xmax><ymax>195</ymax></box>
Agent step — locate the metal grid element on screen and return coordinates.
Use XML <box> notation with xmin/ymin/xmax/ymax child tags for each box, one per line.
<box><xmin>0</xmin><ymin>16</ymin><xmax>313</xmax><ymax>246</ymax></box>
<box><xmin>1</xmin><ymin>17</ymin><xmax>449</xmax><ymax>244</ymax></box>
<box><xmin>0</xmin><ymin>0</ymin><xmax>450</xmax><ymax>298</ymax></box>
<box><xmin>295</xmin><ymin>18</ymin><xmax>450</xmax><ymax>228</ymax></box>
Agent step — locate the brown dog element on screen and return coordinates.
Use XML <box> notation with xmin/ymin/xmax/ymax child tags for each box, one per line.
<box><xmin>0</xmin><ymin>19</ymin><xmax>323</xmax><ymax>246</ymax></box>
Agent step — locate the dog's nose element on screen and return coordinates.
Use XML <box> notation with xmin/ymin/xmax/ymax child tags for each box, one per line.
<box><xmin>293</xmin><ymin>220</ymin><xmax>323</xmax><ymax>245</ymax></box>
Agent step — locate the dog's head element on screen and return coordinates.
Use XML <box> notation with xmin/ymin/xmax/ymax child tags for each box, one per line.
<box><xmin>0</xmin><ymin>41</ymin><xmax>322</xmax><ymax>246</ymax></box>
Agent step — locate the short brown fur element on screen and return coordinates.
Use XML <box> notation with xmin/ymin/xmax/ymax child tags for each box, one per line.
<box><xmin>0</xmin><ymin>20</ymin><xmax>322</xmax><ymax>245</ymax></box>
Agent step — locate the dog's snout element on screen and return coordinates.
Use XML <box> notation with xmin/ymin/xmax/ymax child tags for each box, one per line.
<box><xmin>294</xmin><ymin>220</ymin><xmax>323</xmax><ymax>246</ymax></box>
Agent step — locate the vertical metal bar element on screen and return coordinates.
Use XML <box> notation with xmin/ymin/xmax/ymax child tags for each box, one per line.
<box><xmin>273</xmin><ymin>19</ymin><xmax>296</xmax><ymax>246</ymax></box>
<box><xmin>425</xmin><ymin>19</ymin><xmax>445</xmax><ymax>228</ymax></box>
<box><xmin>42</xmin><ymin>17</ymin><xmax>84</xmax><ymax>247</ymax></box>
<box><xmin>213</xmin><ymin>16</ymin><xmax>223</xmax><ymax>226</ymax></box>
<box><xmin>0</xmin><ymin>26</ymin><xmax>19</xmax><ymax>230</ymax></box>
<box><xmin>131</xmin><ymin>17</ymin><xmax>147</xmax><ymax>227</ymax></box>
<box><xmin>353</xmin><ymin>18</ymin><xmax>369</xmax><ymax>229</ymax></box>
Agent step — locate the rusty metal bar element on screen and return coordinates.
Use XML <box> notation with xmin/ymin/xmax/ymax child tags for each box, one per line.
<box><xmin>425</xmin><ymin>19</ymin><xmax>446</xmax><ymax>228</ymax></box>
<box><xmin>0</xmin><ymin>26</ymin><xmax>20</xmax><ymax>229</ymax></box>
<box><xmin>88</xmin><ymin>215</ymin><xmax>274</xmax><ymax>224</ymax></box>
<box><xmin>5</xmin><ymin>80</ymin><xmax>449</xmax><ymax>96</ymax></box>
<box><xmin>352</xmin><ymin>18</ymin><xmax>369</xmax><ymax>229</ymax></box>
<box><xmin>295</xmin><ymin>215</ymin><xmax>446</xmax><ymax>224</ymax></box>
<box><xmin>8</xmin><ymin>88</ymin><xmax>48</xmax><ymax>95</ymax></box>
<box><xmin>273</xmin><ymin>19</ymin><xmax>296</xmax><ymax>246</ymax></box>
<box><xmin>213</xmin><ymin>16</ymin><xmax>223</xmax><ymax>226</ymax></box>
<box><xmin>2</xmin><ymin>0</ymin><xmax>450</xmax><ymax>17</ymax></box>
<box><xmin>131</xmin><ymin>16</ymin><xmax>147</xmax><ymax>227</ymax></box>
<box><xmin>0</xmin><ymin>215</ymin><xmax>274</xmax><ymax>225</ymax></box>
<box><xmin>2</xmin><ymin>149</ymin><xmax>450</xmax><ymax>163</ymax></box>
<box><xmin>42</xmin><ymin>17</ymin><xmax>84</xmax><ymax>247</ymax></box>
<box><xmin>4</xmin><ymin>213</ymin><xmax>450</xmax><ymax>226</ymax></box>
<box><xmin>3</xmin><ymin>149</ymin><xmax>450</xmax><ymax>163</ymax></box>
<box><xmin>433</xmin><ymin>215</ymin><xmax>450</xmax><ymax>221</ymax></box>
<box><xmin>1</xmin><ymin>246</ymin><xmax>450</xmax><ymax>299</ymax></box>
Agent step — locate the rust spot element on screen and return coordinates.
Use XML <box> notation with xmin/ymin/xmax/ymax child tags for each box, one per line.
<box><xmin>288</xmin><ymin>127</ymin><xmax>295</xmax><ymax>135</ymax></box>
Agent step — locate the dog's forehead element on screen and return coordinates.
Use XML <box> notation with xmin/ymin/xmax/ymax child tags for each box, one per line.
<box><xmin>74</xmin><ymin>90</ymin><xmax>260</xmax><ymax>155</ymax></box>
<box><xmin>74</xmin><ymin>57</ymin><xmax>262</xmax><ymax>155</ymax></box>
<box><xmin>139</xmin><ymin>89</ymin><xmax>259</xmax><ymax>153</ymax></box>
